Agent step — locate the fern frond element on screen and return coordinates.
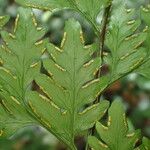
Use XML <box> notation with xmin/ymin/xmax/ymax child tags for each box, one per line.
<box><xmin>88</xmin><ymin>100</ymin><xmax>141</xmax><ymax>150</ymax></box>
<box><xmin>15</xmin><ymin>0</ymin><xmax>110</xmax><ymax>35</ymax></box>
<box><xmin>25</xmin><ymin>20</ymin><xmax>109</xmax><ymax>149</ymax></box>
<box><xmin>104</xmin><ymin>0</ymin><xmax>147</xmax><ymax>85</ymax></box>
<box><xmin>0</xmin><ymin>8</ymin><xmax>46</xmax><ymax>138</ymax></box>
<box><xmin>135</xmin><ymin>5</ymin><xmax>150</xmax><ymax>79</ymax></box>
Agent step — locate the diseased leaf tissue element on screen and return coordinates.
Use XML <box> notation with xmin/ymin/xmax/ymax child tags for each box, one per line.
<box><xmin>0</xmin><ymin>0</ymin><xmax>150</xmax><ymax>149</ymax></box>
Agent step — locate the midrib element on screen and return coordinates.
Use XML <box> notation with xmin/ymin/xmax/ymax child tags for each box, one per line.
<box><xmin>70</xmin><ymin>44</ymin><xmax>77</xmax><ymax>145</ymax></box>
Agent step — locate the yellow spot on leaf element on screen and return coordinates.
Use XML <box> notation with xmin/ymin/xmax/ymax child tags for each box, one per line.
<box><xmin>28</xmin><ymin>100</ymin><xmax>51</xmax><ymax>128</ymax></box>
<box><xmin>55</xmin><ymin>63</ymin><xmax>66</xmax><ymax>72</ymax></box>
<box><xmin>80</xmin><ymin>31</ymin><xmax>85</xmax><ymax>44</ymax></box>
<box><xmin>10</xmin><ymin>96</ymin><xmax>20</xmax><ymax>105</ymax></box>
<box><xmin>26</xmin><ymin>4</ymin><xmax>50</xmax><ymax>11</ymax></box>
<box><xmin>98</xmin><ymin>141</ymin><xmax>108</xmax><ymax>148</ymax></box>
<box><xmin>127</xmin><ymin>20</ymin><xmax>136</xmax><ymax>25</ymax></box>
<box><xmin>14</xmin><ymin>14</ymin><xmax>19</xmax><ymax>33</ymax></box>
<box><xmin>31</xmin><ymin>12</ymin><xmax>38</xmax><ymax>27</ymax></box>
<box><xmin>130</xmin><ymin>57</ymin><xmax>144</xmax><ymax>70</ymax></box>
<box><xmin>83</xmin><ymin>60</ymin><xmax>94</xmax><ymax>68</ymax></box>
<box><xmin>126</xmin><ymin>9</ymin><xmax>132</xmax><ymax>13</ymax></box>
<box><xmin>101</xmin><ymin>124</ymin><xmax>108</xmax><ymax>130</ymax></box>
<box><xmin>78</xmin><ymin>104</ymin><xmax>98</xmax><ymax>115</ymax></box>
<box><xmin>61</xmin><ymin>32</ymin><xmax>67</xmax><ymax>48</ymax></box>
<box><xmin>37</xmin><ymin>27</ymin><xmax>42</xmax><ymax>31</ymax></box>
<box><xmin>9</xmin><ymin>33</ymin><xmax>16</xmax><ymax>39</ymax></box>
<box><xmin>107</xmin><ymin>116</ymin><xmax>111</xmax><ymax>126</ymax></box>
<box><xmin>82</xmin><ymin>79</ymin><xmax>100</xmax><ymax>89</ymax></box>
<box><xmin>142</xmin><ymin>7</ymin><xmax>149</xmax><ymax>12</ymax></box>
<box><xmin>35</xmin><ymin>40</ymin><xmax>43</xmax><ymax>46</ymax></box>
<box><xmin>143</xmin><ymin>26</ymin><xmax>148</xmax><ymax>32</ymax></box>
<box><xmin>30</xmin><ymin>62</ymin><xmax>38</xmax><ymax>68</ymax></box>
<box><xmin>55</xmin><ymin>46</ymin><xmax>63</xmax><ymax>53</ymax></box>
<box><xmin>126</xmin><ymin>132</ymin><xmax>135</xmax><ymax>138</ymax></box>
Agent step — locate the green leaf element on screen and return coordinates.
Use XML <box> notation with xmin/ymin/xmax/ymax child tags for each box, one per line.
<box><xmin>16</xmin><ymin>0</ymin><xmax>71</xmax><ymax>10</ymax></box>
<box><xmin>136</xmin><ymin>60</ymin><xmax>150</xmax><ymax>79</ymax></box>
<box><xmin>15</xmin><ymin>0</ymin><xmax>109</xmax><ymax>35</ymax></box>
<box><xmin>88</xmin><ymin>136</ymin><xmax>108</xmax><ymax>150</ymax></box>
<box><xmin>25</xmin><ymin>20</ymin><xmax>109</xmax><ymax>149</ymax></box>
<box><xmin>0</xmin><ymin>15</ymin><xmax>9</xmax><ymax>29</ymax></box>
<box><xmin>88</xmin><ymin>100</ymin><xmax>141</xmax><ymax>150</ymax></box>
<box><xmin>75</xmin><ymin>0</ymin><xmax>109</xmax><ymax>21</ymax></box>
<box><xmin>0</xmin><ymin>7</ymin><xmax>46</xmax><ymax>138</ymax></box>
<box><xmin>135</xmin><ymin>6</ymin><xmax>150</xmax><ymax>79</ymax></box>
<box><xmin>104</xmin><ymin>0</ymin><xmax>147</xmax><ymax>84</ymax></box>
<box><xmin>136</xmin><ymin>137</ymin><xmax>150</xmax><ymax>150</ymax></box>
<box><xmin>142</xmin><ymin>137</ymin><xmax>150</xmax><ymax>150</ymax></box>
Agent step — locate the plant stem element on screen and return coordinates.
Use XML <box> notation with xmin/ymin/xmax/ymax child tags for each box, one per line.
<box><xmin>99</xmin><ymin>4</ymin><xmax>112</xmax><ymax>66</ymax></box>
<box><xmin>91</xmin><ymin>0</ymin><xmax>112</xmax><ymax>136</ymax></box>
<box><xmin>96</xmin><ymin>1</ymin><xmax>112</xmax><ymax>102</ymax></box>
<box><xmin>85</xmin><ymin>3</ymin><xmax>112</xmax><ymax>149</ymax></box>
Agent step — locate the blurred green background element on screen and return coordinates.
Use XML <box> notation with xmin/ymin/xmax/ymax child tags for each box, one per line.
<box><xmin>0</xmin><ymin>0</ymin><xmax>150</xmax><ymax>149</ymax></box>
